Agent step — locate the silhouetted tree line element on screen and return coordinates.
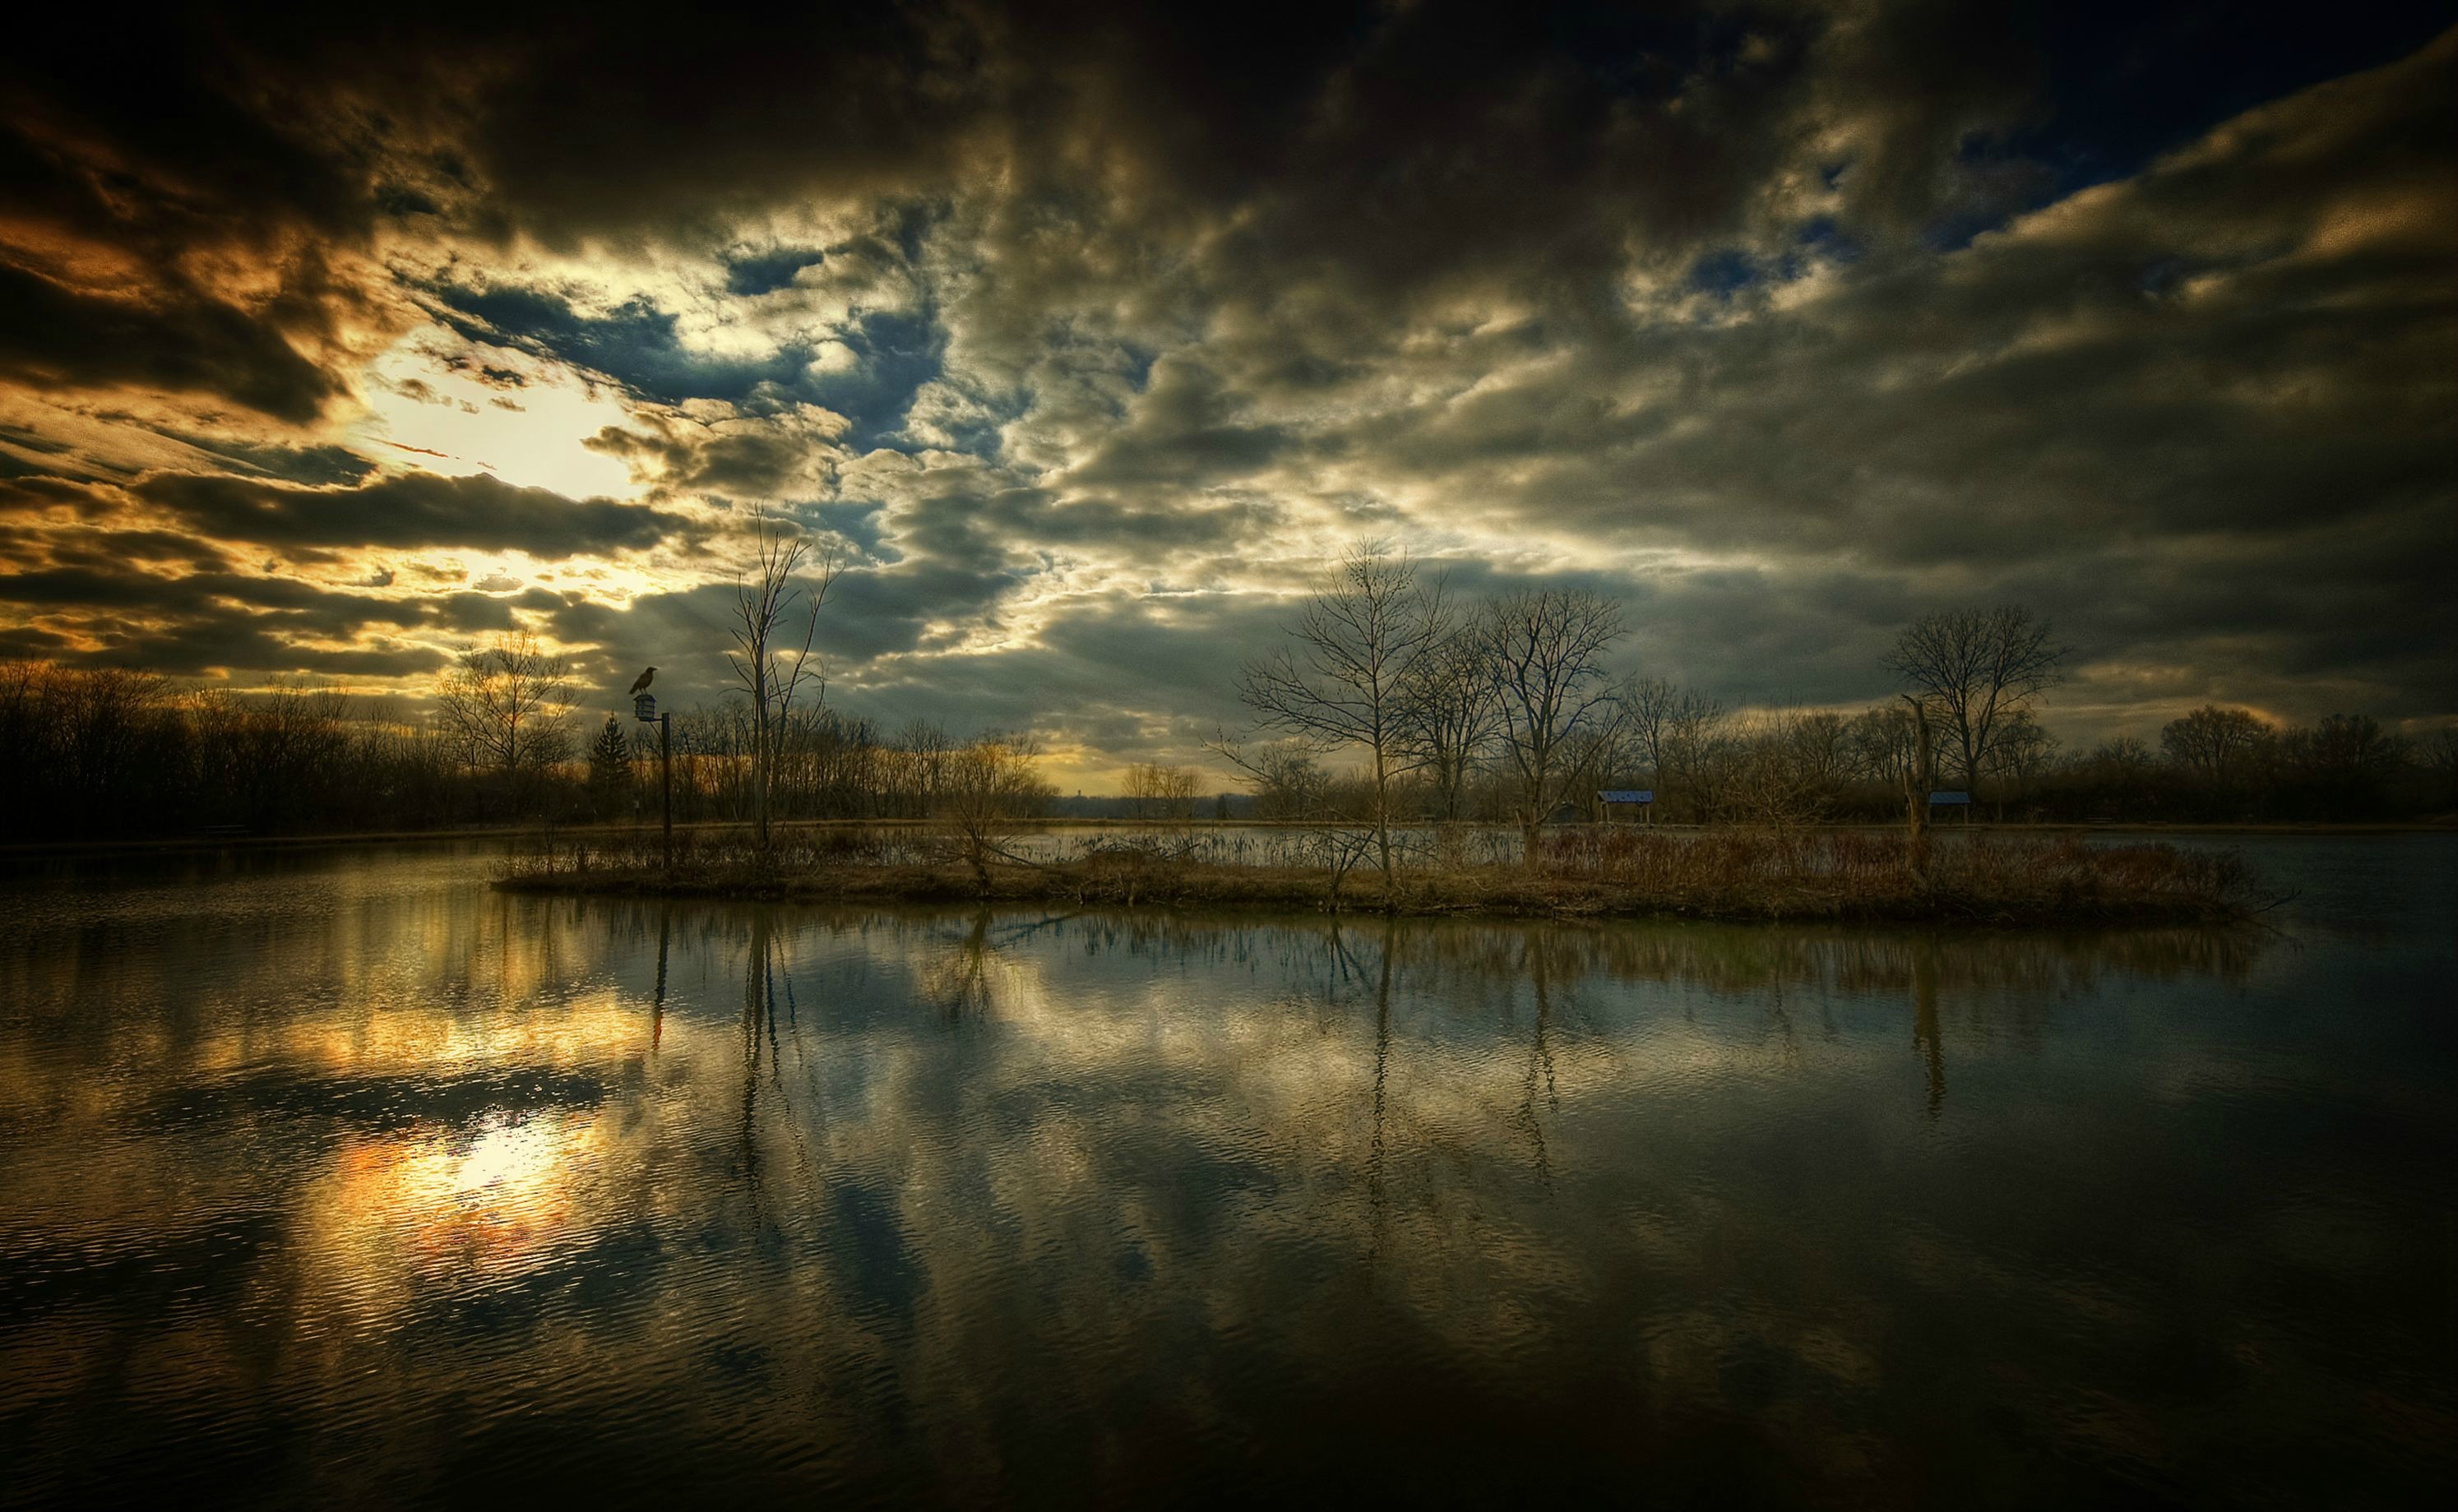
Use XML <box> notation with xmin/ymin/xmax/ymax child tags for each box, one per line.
<box><xmin>0</xmin><ymin>654</ymin><xmax>1055</xmax><ymax>842</ymax></box>
<box><xmin>1215</xmin><ymin>549</ymin><xmax>2454</xmax><ymax>836</ymax></box>
<box><xmin>618</xmin><ymin>705</ymin><xmax>1056</xmax><ymax>827</ymax></box>
<box><xmin>1210</xmin><ymin>689</ymin><xmax>2451</xmax><ymax>830</ymax></box>
<box><xmin>5</xmin><ymin>571</ymin><xmax>2449</xmax><ymax>844</ymax></box>
<box><xmin>2</xmin><ymin>662</ymin><xmax>466</xmax><ymax>839</ymax></box>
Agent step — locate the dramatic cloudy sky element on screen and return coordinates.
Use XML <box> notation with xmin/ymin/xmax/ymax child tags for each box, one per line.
<box><xmin>3</xmin><ymin>2</ymin><xmax>2451</xmax><ymax>786</ymax></box>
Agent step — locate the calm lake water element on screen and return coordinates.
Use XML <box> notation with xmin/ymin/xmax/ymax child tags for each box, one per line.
<box><xmin>1</xmin><ymin>835</ymin><xmax>2450</xmax><ymax>1507</ymax></box>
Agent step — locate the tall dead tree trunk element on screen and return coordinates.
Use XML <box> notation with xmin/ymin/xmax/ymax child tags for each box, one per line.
<box><xmin>728</xmin><ymin>506</ymin><xmax>840</xmax><ymax>859</ymax></box>
<box><xmin>1903</xmin><ymin>693</ymin><xmax>1933</xmax><ymax>887</ymax></box>
<box><xmin>1236</xmin><ymin>540</ymin><xmax>1434</xmax><ymax>888</ymax></box>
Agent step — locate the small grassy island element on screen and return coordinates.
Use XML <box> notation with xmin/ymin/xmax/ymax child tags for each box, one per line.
<box><xmin>496</xmin><ymin>824</ymin><xmax>2260</xmax><ymax>927</ymax></box>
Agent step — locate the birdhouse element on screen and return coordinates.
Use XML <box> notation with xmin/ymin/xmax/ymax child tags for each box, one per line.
<box><xmin>633</xmin><ymin>693</ymin><xmax>657</xmax><ymax>723</ymax></box>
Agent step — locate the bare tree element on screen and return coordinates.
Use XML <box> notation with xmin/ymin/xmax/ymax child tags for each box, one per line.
<box><xmin>1846</xmin><ymin>703</ymin><xmax>1923</xmax><ymax>788</ymax></box>
<box><xmin>1988</xmin><ymin>708</ymin><xmax>2059</xmax><ymax>808</ymax></box>
<box><xmin>1620</xmin><ymin>676</ymin><xmax>1727</xmax><ymax>821</ymax></box>
<box><xmin>1785</xmin><ymin>711</ymin><xmax>1854</xmax><ymax>792</ymax></box>
<box><xmin>891</xmin><ymin>719</ymin><xmax>956</xmax><ymax>818</ymax></box>
<box><xmin>1206</xmin><ymin>732</ymin><xmax>1330</xmax><ymax>820</ymax></box>
<box><xmin>938</xmin><ymin>733</ymin><xmax>1056</xmax><ymax>889</ymax></box>
<box><xmin>2280</xmin><ymin>714</ymin><xmax>2408</xmax><ymax>806</ymax></box>
<box><xmin>1479</xmin><ymin>587</ymin><xmax>1626</xmax><ymax>860</ymax></box>
<box><xmin>2160</xmin><ymin>705</ymin><xmax>2274</xmax><ymax>788</ymax></box>
<box><xmin>1124</xmin><ymin>761</ymin><xmax>1200</xmax><ymax>821</ymax></box>
<box><xmin>1238</xmin><ymin>541</ymin><xmax>1437</xmax><ymax>881</ymax></box>
<box><xmin>436</xmin><ymin>632</ymin><xmax>573</xmax><ymax>804</ymax></box>
<box><xmin>2084</xmin><ymin>733</ymin><xmax>2161</xmax><ymax>811</ymax></box>
<box><xmin>1901</xmin><ymin>694</ymin><xmax>1935</xmax><ymax>876</ymax></box>
<box><xmin>728</xmin><ymin>507</ymin><xmax>842</xmax><ymax>855</ymax></box>
<box><xmin>1704</xmin><ymin>711</ymin><xmax>1835</xmax><ymax>828</ymax></box>
<box><xmin>2425</xmin><ymin>727</ymin><xmax>2458</xmax><ymax>810</ymax></box>
<box><xmin>1883</xmin><ymin>606</ymin><xmax>2065</xmax><ymax>795</ymax></box>
<box><xmin>1399</xmin><ymin>575</ymin><xmax>1500</xmax><ymax>822</ymax></box>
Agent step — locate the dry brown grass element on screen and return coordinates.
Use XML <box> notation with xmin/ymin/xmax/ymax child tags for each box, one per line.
<box><xmin>502</xmin><ymin>825</ymin><xmax>2258</xmax><ymax>925</ymax></box>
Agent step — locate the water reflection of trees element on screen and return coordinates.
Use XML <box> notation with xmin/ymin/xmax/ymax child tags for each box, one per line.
<box><xmin>690</xmin><ymin>908</ymin><xmax>2263</xmax><ymax>1151</ymax></box>
<box><xmin>855</xmin><ymin>908</ymin><xmax>2261</xmax><ymax>1002</ymax></box>
<box><xmin>0</xmin><ymin>878</ymin><xmax>2302</xmax><ymax>1500</ymax></box>
<box><xmin>7</xmin><ymin>881</ymin><xmax>2267</xmax><ymax>1301</ymax></box>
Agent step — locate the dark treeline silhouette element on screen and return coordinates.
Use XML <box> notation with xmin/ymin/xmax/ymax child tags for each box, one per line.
<box><xmin>1214</xmin><ymin>548</ymin><xmax>2454</xmax><ymax>838</ymax></box>
<box><xmin>6</xmin><ymin>665</ymin><xmax>2448</xmax><ymax>847</ymax></box>
<box><xmin>1566</xmin><ymin>703</ymin><xmax>2454</xmax><ymax>825</ymax></box>
<box><xmin>1197</xmin><ymin>701</ymin><xmax>2452</xmax><ymax>829</ymax></box>
<box><xmin>6</xmin><ymin>548</ymin><xmax>2451</xmax><ymax>844</ymax></box>
<box><xmin>3</xmin><ymin>663</ymin><xmax>464</xmax><ymax>840</ymax></box>
<box><xmin>0</xmin><ymin>656</ymin><xmax>1052</xmax><ymax>843</ymax></box>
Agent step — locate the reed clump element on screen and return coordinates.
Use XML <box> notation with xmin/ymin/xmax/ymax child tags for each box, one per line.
<box><xmin>500</xmin><ymin>825</ymin><xmax>2258</xmax><ymax>926</ymax></box>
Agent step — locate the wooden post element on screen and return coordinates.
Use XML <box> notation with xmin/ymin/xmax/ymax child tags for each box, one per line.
<box><xmin>660</xmin><ymin>712</ymin><xmax>673</xmax><ymax>874</ymax></box>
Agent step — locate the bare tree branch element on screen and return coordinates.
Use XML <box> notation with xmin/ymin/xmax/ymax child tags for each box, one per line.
<box><xmin>1478</xmin><ymin>587</ymin><xmax>1626</xmax><ymax>858</ymax></box>
<box><xmin>729</xmin><ymin>504</ymin><xmax>843</xmax><ymax>855</ymax></box>
<box><xmin>1883</xmin><ymin>606</ymin><xmax>2065</xmax><ymax>795</ymax></box>
<box><xmin>1236</xmin><ymin>540</ymin><xmax>1436</xmax><ymax>879</ymax></box>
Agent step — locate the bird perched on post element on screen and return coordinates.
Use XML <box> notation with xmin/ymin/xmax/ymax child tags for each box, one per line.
<box><xmin>627</xmin><ymin>667</ymin><xmax>657</xmax><ymax>696</ymax></box>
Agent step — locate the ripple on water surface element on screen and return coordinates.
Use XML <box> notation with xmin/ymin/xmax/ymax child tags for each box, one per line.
<box><xmin>0</xmin><ymin>836</ymin><xmax>2451</xmax><ymax>1505</ymax></box>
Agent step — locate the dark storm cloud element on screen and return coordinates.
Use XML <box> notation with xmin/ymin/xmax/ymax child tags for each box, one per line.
<box><xmin>1061</xmin><ymin>361</ymin><xmax>1292</xmax><ymax>491</ymax></box>
<box><xmin>156</xmin><ymin>436</ymin><xmax>381</xmax><ymax>488</ymax></box>
<box><xmin>0</xmin><ymin>12</ymin><xmax>403</xmax><ymax>420</ymax></box>
<box><xmin>133</xmin><ymin>471</ymin><xmax>692</xmax><ymax>556</ymax></box>
<box><xmin>0</xmin><ymin>536</ymin><xmax>539</xmax><ymax>677</ymax></box>
<box><xmin>724</xmin><ymin>247</ymin><xmax>831</xmax><ymax>298</ymax></box>
<box><xmin>0</xmin><ymin>263</ymin><xmax>348</xmax><ymax>424</ymax></box>
<box><xmin>584</xmin><ymin>411</ymin><xmax>846</xmax><ymax>504</ymax></box>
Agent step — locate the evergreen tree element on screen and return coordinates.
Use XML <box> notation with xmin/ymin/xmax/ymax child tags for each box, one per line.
<box><xmin>586</xmin><ymin>716</ymin><xmax>632</xmax><ymax>811</ymax></box>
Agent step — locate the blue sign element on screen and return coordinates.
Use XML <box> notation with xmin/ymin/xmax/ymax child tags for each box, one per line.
<box><xmin>1597</xmin><ymin>789</ymin><xmax>1655</xmax><ymax>804</ymax></box>
<box><xmin>1928</xmin><ymin>791</ymin><xmax>1971</xmax><ymax>806</ymax></box>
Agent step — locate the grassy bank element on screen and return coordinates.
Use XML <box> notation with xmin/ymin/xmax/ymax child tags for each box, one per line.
<box><xmin>7</xmin><ymin>813</ymin><xmax>2442</xmax><ymax>862</ymax></box>
<box><xmin>496</xmin><ymin>828</ymin><xmax>2261</xmax><ymax>926</ymax></box>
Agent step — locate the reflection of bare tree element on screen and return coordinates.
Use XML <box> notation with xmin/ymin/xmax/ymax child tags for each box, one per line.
<box><xmin>739</xmin><ymin>909</ymin><xmax>770</xmax><ymax>1217</ymax></box>
<box><xmin>651</xmin><ymin>904</ymin><xmax>670</xmax><ymax>1053</ymax></box>
<box><xmin>1912</xmin><ymin>945</ymin><xmax>1945</xmax><ymax>1119</ymax></box>
<box><xmin>915</xmin><ymin>909</ymin><xmax>1078</xmax><ymax>1022</ymax></box>
<box><xmin>921</xmin><ymin>912</ymin><xmax>996</xmax><ymax>1021</ymax></box>
<box><xmin>735</xmin><ymin>910</ymin><xmax>816</xmax><ymax>1209</ymax></box>
<box><xmin>1509</xmin><ymin>940</ymin><xmax>1561</xmax><ymax>1191</ymax></box>
<box><xmin>1392</xmin><ymin>918</ymin><xmax>2261</xmax><ymax>1004</ymax></box>
<box><xmin>1366</xmin><ymin>922</ymin><xmax>1395</xmax><ymax>1260</ymax></box>
<box><xmin>718</xmin><ymin>909</ymin><xmax>836</xmax><ymax>1231</ymax></box>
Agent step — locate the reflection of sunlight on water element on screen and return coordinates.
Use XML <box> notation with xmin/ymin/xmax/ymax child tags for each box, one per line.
<box><xmin>309</xmin><ymin>1112</ymin><xmax>602</xmax><ymax>1315</ymax></box>
<box><xmin>265</xmin><ymin>997</ymin><xmax>641</xmax><ymax>1080</ymax></box>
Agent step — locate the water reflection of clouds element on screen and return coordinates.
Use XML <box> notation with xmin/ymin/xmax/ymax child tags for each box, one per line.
<box><xmin>30</xmin><ymin>872</ymin><xmax>2437</xmax><ymax>1503</ymax></box>
<box><xmin>307</xmin><ymin>1111</ymin><xmax>605</xmax><ymax>1311</ymax></box>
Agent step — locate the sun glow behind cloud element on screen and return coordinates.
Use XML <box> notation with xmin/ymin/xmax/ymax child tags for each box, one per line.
<box><xmin>350</xmin><ymin>326</ymin><xmax>641</xmax><ymax>502</ymax></box>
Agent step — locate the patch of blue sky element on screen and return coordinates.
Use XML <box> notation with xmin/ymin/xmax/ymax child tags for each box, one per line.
<box><xmin>1914</xmin><ymin>1</ymin><xmax>2449</xmax><ymax>253</ymax></box>
<box><xmin>801</xmin><ymin>307</ymin><xmax>949</xmax><ymax>451</ymax></box>
<box><xmin>1687</xmin><ymin>248</ymin><xmax>1758</xmax><ymax>298</ymax></box>
<box><xmin>1794</xmin><ymin>216</ymin><xmax>1856</xmax><ymax>260</ymax></box>
<box><xmin>806</xmin><ymin>501</ymin><xmax>897</xmax><ymax>564</ymax></box>
<box><xmin>2014</xmin><ymin>0</ymin><xmax>2448</xmax><ymax>197</ymax></box>
<box><xmin>428</xmin><ymin>280</ymin><xmax>950</xmax><ymax>452</ymax></box>
<box><xmin>722</xmin><ymin>246</ymin><xmax>826</xmax><ymax>297</ymax></box>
